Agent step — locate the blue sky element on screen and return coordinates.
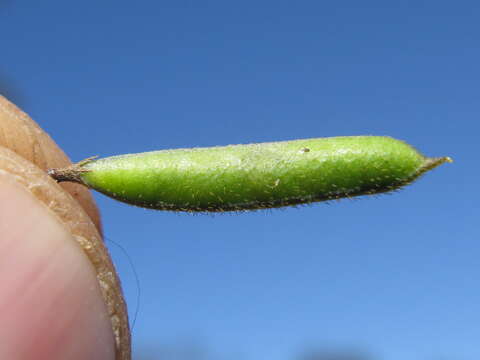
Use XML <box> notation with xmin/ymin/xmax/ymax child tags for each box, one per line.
<box><xmin>1</xmin><ymin>1</ymin><xmax>477</xmax><ymax>359</ymax></box>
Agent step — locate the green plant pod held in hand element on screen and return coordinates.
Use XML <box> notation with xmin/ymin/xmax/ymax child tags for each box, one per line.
<box><xmin>48</xmin><ymin>136</ymin><xmax>451</xmax><ymax>212</ymax></box>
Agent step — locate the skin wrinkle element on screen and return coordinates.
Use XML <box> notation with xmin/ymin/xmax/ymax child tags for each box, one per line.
<box><xmin>0</xmin><ymin>148</ymin><xmax>130</xmax><ymax>360</ymax></box>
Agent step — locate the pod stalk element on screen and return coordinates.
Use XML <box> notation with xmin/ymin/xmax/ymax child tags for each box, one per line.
<box><xmin>48</xmin><ymin>156</ymin><xmax>97</xmax><ymax>184</ymax></box>
<box><xmin>47</xmin><ymin>166</ymin><xmax>86</xmax><ymax>184</ymax></box>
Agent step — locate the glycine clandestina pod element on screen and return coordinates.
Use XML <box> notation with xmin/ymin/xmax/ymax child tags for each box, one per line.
<box><xmin>48</xmin><ymin>136</ymin><xmax>451</xmax><ymax>212</ymax></box>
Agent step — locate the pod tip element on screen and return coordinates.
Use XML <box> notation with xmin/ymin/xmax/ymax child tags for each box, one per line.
<box><xmin>420</xmin><ymin>156</ymin><xmax>453</xmax><ymax>173</ymax></box>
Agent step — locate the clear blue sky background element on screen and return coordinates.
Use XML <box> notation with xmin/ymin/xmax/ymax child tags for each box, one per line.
<box><xmin>1</xmin><ymin>2</ymin><xmax>477</xmax><ymax>359</ymax></box>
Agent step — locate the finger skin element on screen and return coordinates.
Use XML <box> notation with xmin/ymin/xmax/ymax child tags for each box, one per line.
<box><xmin>0</xmin><ymin>95</ymin><xmax>102</xmax><ymax>232</ymax></box>
<box><xmin>0</xmin><ymin>95</ymin><xmax>130</xmax><ymax>359</ymax></box>
<box><xmin>0</xmin><ymin>175</ymin><xmax>115</xmax><ymax>360</ymax></box>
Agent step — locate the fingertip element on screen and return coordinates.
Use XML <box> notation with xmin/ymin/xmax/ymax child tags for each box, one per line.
<box><xmin>0</xmin><ymin>176</ymin><xmax>116</xmax><ymax>360</ymax></box>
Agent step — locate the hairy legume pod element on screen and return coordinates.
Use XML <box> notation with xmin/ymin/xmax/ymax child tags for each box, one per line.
<box><xmin>48</xmin><ymin>136</ymin><xmax>451</xmax><ymax>212</ymax></box>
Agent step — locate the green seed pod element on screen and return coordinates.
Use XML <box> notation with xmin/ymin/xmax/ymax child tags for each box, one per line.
<box><xmin>48</xmin><ymin>136</ymin><xmax>451</xmax><ymax>212</ymax></box>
